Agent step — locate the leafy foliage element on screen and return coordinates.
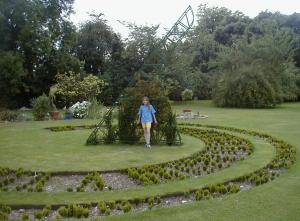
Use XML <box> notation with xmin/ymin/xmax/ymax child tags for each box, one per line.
<box><xmin>103</xmin><ymin>111</ymin><xmax>117</xmax><ymax>144</ymax></box>
<box><xmin>0</xmin><ymin>0</ymin><xmax>80</xmax><ymax>107</ymax></box>
<box><xmin>181</xmin><ymin>89</ymin><xmax>194</xmax><ymax>101</ymax></box>
<box><xmin>0</xmin><ymin>110</ymin><xmax>18</xmax><ymax>122</ymax></box>
<box><xmin>55</xmin><ymin>72</ymin><xmax>105</xmax><ymax>107</ymax></box>
<box><xmin>164</xmin><ymin>112</ymin><xmax>180</xmax><ymax>145</ymax></box>
<box><xmin>212</xmin><ymin>31</ymin><xmax>300</xmax><ymax>107</ymax></box>
<box><xmin>86</xmin><ymin>98</ymin><xmax>104</xmax><ymax>119</ymax></box>
<box><xmin>31</xmin><ymin>94</ymin><xmax>51</xmax><ymax>120</ymax></box>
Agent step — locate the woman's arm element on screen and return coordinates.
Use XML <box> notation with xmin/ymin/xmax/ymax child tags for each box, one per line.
<box><xmin>138</xmin><ymin>106</ymin><xmax>141</xmax><ymax>124</ymax></box>
<box><xmin>152</xmin><ymin>113</ymin><xmax>157</xmax><ymax>124</ymax></box>
<box><xmin>150</xmin><ymin>105</ymin><xmax>157</xmax><ymax>123</ymax></box>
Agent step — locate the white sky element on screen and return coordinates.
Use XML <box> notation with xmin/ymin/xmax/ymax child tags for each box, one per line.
<box><xmin>70</xmin><ymin>0</ymin><xmax>300</xmax><ymax>38</ymax></box>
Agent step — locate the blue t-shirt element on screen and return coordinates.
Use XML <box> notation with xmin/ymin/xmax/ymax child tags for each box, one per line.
<box><xmin>138</xmin><ymin>104</ymin><xmax>156</xmax><ymax>123</ymax></box>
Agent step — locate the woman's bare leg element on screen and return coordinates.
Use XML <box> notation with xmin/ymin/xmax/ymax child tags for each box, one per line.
<box><xmin>143</xmin><ymin>127</ymin><xmax>151</xmax><ymax>146</ymax></box>
<box><xmin>144</xmin><ymin>128</ymin><xmax>148</xmax><ymax>144</ymax></box>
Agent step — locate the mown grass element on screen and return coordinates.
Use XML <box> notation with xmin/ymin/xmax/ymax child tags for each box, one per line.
<box><xmin>0</xmin><ymin>120</ymin><xmax>202</xmax><ymax>171</ymax></box>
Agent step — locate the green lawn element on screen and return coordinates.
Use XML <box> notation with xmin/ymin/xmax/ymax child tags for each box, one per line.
<box><xmin>0</xmin><ymin>120</ymin><xmax>202</xmax><ymax>171</ymax></box>
<box><xmin>0</xmin><ymin>100</ymin><xmax>300</xmax><ymax>221</ymax></box>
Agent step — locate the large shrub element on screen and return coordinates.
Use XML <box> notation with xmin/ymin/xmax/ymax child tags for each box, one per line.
<box><xmin>164</xmin><ymin>112</ymin><xmax>180</xmax><ymax>145</ymax></box>
<box><xmin>31</xmin><ymin>94</ymin><xmax>51</xmax><ymax>120</ymax></box>
<box><xmin>212</xmin><ymin>31</ymin><xmax>300</xmax><ymax>107</ymax></box>
<box><xmin>118</xmin><ymin>80</ymin><xmax>178</xmax><ymax>145</ymax></box>
<box><xmin>118</xmin><ymin>96</ymin><xmax>141</xmax><ymax>144</ymax></box>
<box><xmin>55</xmin><ymin>72</ymin><xmax>105</xmax><ymax>107</ymax></box>
<box><xmin>213</xmin><ymin>66</ymin><xmax>278</xmax><ymax>108</ymax></box>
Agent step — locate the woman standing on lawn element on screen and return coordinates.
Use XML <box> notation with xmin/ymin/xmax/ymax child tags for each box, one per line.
<box><xmin>138</xmin><ymin>96</ymin><xmax>157</xmax><ymax>148</ymax></box>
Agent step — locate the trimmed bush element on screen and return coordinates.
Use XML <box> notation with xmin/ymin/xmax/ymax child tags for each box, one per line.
<box><xmin>67</xmin><ymin>187</ymin><xmax>73</xmax><ymax>192</ymax></box>
<box><xmin>34</xmin><ymin>211</ymin><xmax>43</xmax><ymax>220</ymax></box>
<box><xmin>22</xmin><ymin>212</ymin><xmax>29</xmax><ymax>220</ymax></box>
<box><xmin>31</xmin><ymin>94</ymin><xmax>51</xmax><ymax>120</ymax></box>
<box><xmin>181</xmin><ymin>89</ymin><xmax>193</xmax><ymax>101</ymax></box>
<box><xmin>121</xmin><ymin>201</ymin><xmax>132</xmax><ymax>213</ymax></box>
<box><xmin>58</xmin><ymin>206</ymin><xmax>68</xmax><ymax>217</ymax></box>
<box><xmin>98</xmin><ymin>201</ymin><xmax>107</xmax><ymax>214</ymax></box>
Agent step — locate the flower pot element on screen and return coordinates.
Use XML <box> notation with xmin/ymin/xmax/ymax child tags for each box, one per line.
<box><xmin>64</xmin><ymin>113</ymin><xmax>73</xmax><ymax>120</ymax></box>
<box><xmin>50</xmin><ymin>111</ymin><xmax>60</xmax><ymax>120</ymax></box>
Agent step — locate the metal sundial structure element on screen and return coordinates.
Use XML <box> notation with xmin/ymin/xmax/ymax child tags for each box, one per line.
<box><xmin>86</xmin><ymin>5</ymin><xmax>194</xmax><ymax>145</ymax></box>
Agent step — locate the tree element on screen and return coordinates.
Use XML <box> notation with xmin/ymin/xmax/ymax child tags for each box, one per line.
<box><xmin>77</xmin><ymin>13</ymin><xmax>120</xmax><ymax>75</ymax></box>
<box><xmin>0</xmin><ymin>0</ymin><xmax>80</xmax><ymax>107</ymax></box>
<box><xmin>0</xmin><ymin>51</ymin><xmax>27</xmax><ymax>107</ymax></box>
<box><xmin>123</xmin><ymin>23</ymin><xmax>161</xmax><ymax>71</ymax></box>
<box><xmin>212</xmin><ymin>30</ymin><xmax>300</xmax><ymax>107</ymax></box>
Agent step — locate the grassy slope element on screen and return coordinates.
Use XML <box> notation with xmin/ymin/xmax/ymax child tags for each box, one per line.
<box><xmin>98</xmin><ymin>101</ymin><xmax>300</xmax><ymax>221</ymax></box>
<box><xmin>0</xmin><ymin>120</ymin><xmax>202</xmax><ymax>171</ymax></box>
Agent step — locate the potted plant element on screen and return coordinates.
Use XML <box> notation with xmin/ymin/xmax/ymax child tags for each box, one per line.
<box><xmin>49</xmin><ymin>85</ymin><xmax>60</xmax><ymax>120</ymax></box>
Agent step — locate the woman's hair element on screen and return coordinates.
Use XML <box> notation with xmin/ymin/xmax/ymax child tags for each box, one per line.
<box><xmin>142</xmin><ymin>96</ymin><xmax>151</xmax><ymax>110</ymax></box>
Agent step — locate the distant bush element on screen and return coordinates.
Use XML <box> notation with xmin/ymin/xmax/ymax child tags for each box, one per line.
<box><xmin>31</xmin><ymin>94</ymin><xmax>51</xmax><ymax>120</ymax></box>
<box><xmin>34</xmin><ymin>211</ymin><xmax>43</xmax><ymax>219</ymax></box>
<box><xmin>69</xmin><ymin>101</ymin><xmax>90</xmax><ymax>119</ymax></box>
<box><xmin>0</xmin><ymin>110</ymin><xmax>18</xmax><ymax>121</ymax></box>
<box><xmin>164</xmin><ymin>112</ymin><xmax>179</xmax><ymax>145</ymax></box>
<box><xmin>213</xmin><ymin>67</ymin><xmax>278</xmax><ymax>108</ymax></box>
<box><xmin>21</xmin><ymin>212</ymin><xmax>29</xmax><ymax>220</ymax></box>
<box><xmin>181</xmin><ymin>89</ymin><xmax>193</xmax><ymax>101</ymax></box>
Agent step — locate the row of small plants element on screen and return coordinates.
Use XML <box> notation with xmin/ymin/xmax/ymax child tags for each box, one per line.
<box><xmin>46</xmin><ymin>124</ymin><xmax>96</xmax><ymax>132</ymax></box>
<box><xmin>0</xmin><ymin>169</ymin><xmax>112</xmax><ymax>193</ymax></box>
<box><xmin>70</xmin><ymin>171</ymin><xmax>110</xmax><ymax>192</ymax></box>
<box><xmin>126</xmin><ymin>128</ymin><xmax>253</xmax><ymax>185</ymax></box>
<box><xmin>0</xmin><ymin>126</ymin><xmax>296</xmax><ymax>220</ymax></box>
<box><xmin>179</xmin><ymin>123</ymin><xmax>296</xmax><ymax>170</ymax></box>
<box><xmin>0</xmin><ymin>168</ymin><xmax>51</xmax><ymax>192</ymax></box>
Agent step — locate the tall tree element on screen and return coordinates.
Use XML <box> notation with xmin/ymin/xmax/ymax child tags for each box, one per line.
<box><xmin>77</xmin><ymin>13</ymin><xmax>120</xmax><ymax>75</ymax></box>
<box><xmin>0</xmin><ymin>0</ymin><xmax>80</xmax><ymax>107</ymax></box>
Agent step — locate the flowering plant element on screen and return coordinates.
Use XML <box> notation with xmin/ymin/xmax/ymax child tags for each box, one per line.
<box><xmin>69</xmin><ymin>101</ymin><xmax>91</xmax><ymax>119</ymax></box>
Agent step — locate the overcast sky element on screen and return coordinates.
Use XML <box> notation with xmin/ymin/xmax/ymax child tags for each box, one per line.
<box><xmin>70</xmin><ymin>0</ymin><xmax>300</xmax><ymax>38</ymax></box>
